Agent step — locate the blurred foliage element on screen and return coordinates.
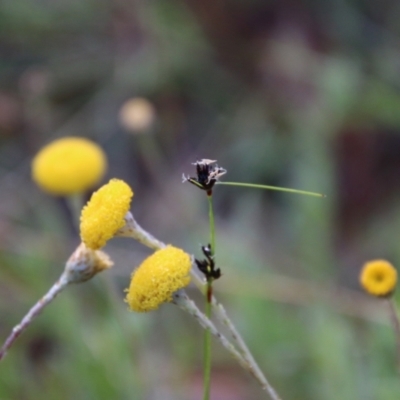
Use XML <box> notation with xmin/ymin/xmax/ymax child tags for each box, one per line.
<box><xmin>1</xmin><ymin>0</ymin><xmax>400</xmax><ymax>399</ymax></box>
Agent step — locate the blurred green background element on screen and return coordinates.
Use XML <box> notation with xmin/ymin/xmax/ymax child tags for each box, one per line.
<box><xmin>1</xmin><ymin>0</ymin><xmax>400</xmax><ymax>399</ymax></box>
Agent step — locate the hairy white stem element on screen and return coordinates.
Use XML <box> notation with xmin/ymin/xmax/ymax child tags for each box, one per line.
<box><xmin>173</xmin><ymin>290</ymin><xmax>282</xmax><ymax>400</ymax></box>
<box><xmin>173</xmin><ymin>290</ymin><xmax>247</xmax><ymax>366</ymax></box>
<box><xmin>116</xmin><ymin>212</ymin><xmax>166</xmax><ymax>250</ymax></box>
<box><xmin>0</xmin><ymin>243</ymin><xmax>113</xmax><ymax>361</ymax></box>
<box><xmin>0</xmin><ymin>273</ymin><xmax>69</xmax><ymax>361</ymax></box>
<box><xmin>190</xmin><ymin>268</ymin><xmax>281</xmax><ymax>398</ymax></box>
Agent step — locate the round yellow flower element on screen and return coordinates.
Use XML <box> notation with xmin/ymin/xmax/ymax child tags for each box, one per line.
<box><xmin>32</xmin><ymin>137</ymin><xmax>107</xmax><ymax>195</ymax></box>
<box><xmin>360</xmin><ymin>259</ymin><xmax>397</xmax><ymax>297</ymax></box>
<box><xmin>126</xmin><ymin>246</ymin><xmax>191</xmax><ymax>312</ymax></box>
<box><xmin>80</xmin><ymin>179</ymin><xmax>133</xmax><ymax>250</ymax></box>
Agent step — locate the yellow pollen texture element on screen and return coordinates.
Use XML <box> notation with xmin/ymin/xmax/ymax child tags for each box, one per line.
<box><xmin>80</xmin><ymin>179</ymin><xmax>133</xmax><ymax>249</ymax></box>
<box><xmin>126</xmin><ymin>246</ymin><xmax>191</xmax><ymax>312</ymax></box>
<box><xmin>32</xmin><ymin>137</ymin><xmax>107</xmax><ymax>195</ymax></box>
<box><xmin>360</xmin><ymin>259</ymin><xmax>397</xmax><ymax>297</ymax></box>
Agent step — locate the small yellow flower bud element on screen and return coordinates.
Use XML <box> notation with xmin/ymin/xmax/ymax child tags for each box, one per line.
<box><xmin>360</xmin><ymin>259</ymin><xmax>397</xmax><ymax>297</ymax></box>
<box><xmin>32</xmin><ymin>137</ymin><xmax>107</xmax><ymax>195</ymax></box>
<box><xmin>80</xmin><ymin>179</ymin><xmax>134</xmax><ymax>250</ymax></box>
<box><xmin>126</xmin><ymin>246</ymin><xmax>191</xmax><ymax>312</ymax></box>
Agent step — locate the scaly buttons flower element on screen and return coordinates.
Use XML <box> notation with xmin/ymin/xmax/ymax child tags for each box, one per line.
<box><xmin>80</xmin><ymin>179</ymin><xmax>133</xmax><ymax>250</ymax></box>
<box><xmin>126</xmin><ymin>246</ymin><xmax>191</xmax><ymax>312</ymax></box>
<box><xmin>32</xmin><ymin>137</ymin><xmax>107</xmax><ymax>195</ymax></box>
<box><xmin>360</xmin><ymin>259</ymin><xmax>397</xmax><ymax>297</ymax></box>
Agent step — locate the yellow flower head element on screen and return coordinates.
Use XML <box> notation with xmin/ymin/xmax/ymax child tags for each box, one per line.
<box><xmin>32</xmin><ymin>137</ymin><xmax>107</xmax><ymax>195</ymax></box>
<box><xmin>126</xmin><ymin>246</ymin><xmax>191</xmax><ymax>312</ymax></box>
<box><xmin>80</xmin><ymin>179</ymin><xmax>133</xmax><ymax>249</ymax></box>
<box><xmin>360</xmin><ymin>259</ymin><xmax>397</xmax><ymax>297</ymax></box>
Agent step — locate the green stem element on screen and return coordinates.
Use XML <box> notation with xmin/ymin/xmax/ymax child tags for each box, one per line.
<box><xmin>203</xmin><ymin>193</ymin><xmax>215</xmax><ymax>400</ymax></box>
<box><xmin>207</xmin><ymin>194</ymin><xmax>216</xmax><ymax>253</ymax></box>
<box><xmin>217</xmin><ymin>181</ymin><xmax>325</xmax><ymax>198</ymax></box>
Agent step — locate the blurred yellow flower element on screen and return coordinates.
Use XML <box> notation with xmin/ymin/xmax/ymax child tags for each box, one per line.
<box><xmin>126</xmin><ymin>245</ymin><xmax>191</xmax><ymax>312</ymax></box>
<box><xmin>360</xmin><ymin>259</ymin><xmax>397</xmax><ymax>297</ymax></box>
<box><xmin>32</xmin><ymin>137</ymin><xmax>107</xmax><ymax>195</ymax></box>
<box><xmin>80</xmin><ymin>179</ymin><xmax>133</xmax><ymax>250</ymax></box>
<box><xmin>119</xmin><ymin>97</ymin><xmax>155</xmax><ymax>133</ymax></box>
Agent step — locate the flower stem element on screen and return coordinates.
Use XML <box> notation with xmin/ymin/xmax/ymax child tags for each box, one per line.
<box><xmin>203</xmin><ymin>193</ymin><xmax>215</xmax><ymax>400</ymax></box>
<box><xmin>207</xmin><ymin>194</ymin><xmax>216</xmax><ymax>254</ymax></box>
<box><xmin>217</xmin><ymin>181</ymin><xmax>325</xmax><ymax>198</ymax></box>
<box><xmin>173</xmin><ymin>290</ymin><xmax>282</xmax><ymax>400</ymax></box>
<box><xmin>173</xmin><ymin>289</ymin><xmax>246</xmax><ymax>362</ymax></box>
<box><xmin>203</xmin><ymin>282</ymin><xmax>212</xmax><ymax>400</ymax></box>
<box><xmin>387</xmin><ymin>298</ymin><xmax>400</xmax><ymax>374</ymax></box>
<box><xmin>0</xmin><ymin>272</ymin><xmax>69</xmax><ymax>361</ymax></box>
<box><xmin>66</xmin><ymin>193</ymin><xmax>85</xmax><ymax>232</ymax></box>
<box><xmin>190</xmin><ymin>267</ymin><xmax>282</xmax><ymax>399</ymax></box>
<box><xmin>116</xmin><ymin>212</ymin><xmax>166</xmax><ymax>250</ymax></box>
